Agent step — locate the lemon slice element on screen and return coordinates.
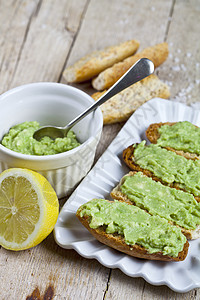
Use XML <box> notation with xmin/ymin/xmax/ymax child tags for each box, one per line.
<box><xmin>0</xmin><ymin>168</ymin><xmax>59</xmax><ymax>250</ymax></box>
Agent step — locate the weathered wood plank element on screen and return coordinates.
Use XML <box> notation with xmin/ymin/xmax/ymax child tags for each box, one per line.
<box><xmin>0</xmin><ymin>0</ymin><xmax>40</xmax><ymax>94</ymax></box>
<box><xmin>105</xmin><ymin>269</ymin><xmax>198</xmax><ymax>299</ymax></box>
<box><xmin>0</xmin><ymin>0</ymin><xmax>88</xmax><ymax>92</ymax></box>
<box><xmin>0</xmin><ymin>237</ymin><xmax>110</xmax><ymax>299</ymax></box>
<box><xmin>158</xmin><ymin>0</ymin><xmax>200</xmax><ymax>104</ymax></box>
<box><xmin>0</xmin><ymin>1</ymin><xmax>110</xmax><ymax>299</ymax></box>
<box><xmin>0</xmin><ymin>0</ymin><xmax>200</xmax><ymax>299</ymax></box>
<box><xmin>63</xmin><ymin>0</ymin><xmax>172</xmax><ymax>65</ymax></box>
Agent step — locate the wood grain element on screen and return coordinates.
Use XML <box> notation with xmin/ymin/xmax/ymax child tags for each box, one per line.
<box><xmin>0</xmin><ymin>0</ymin><xmax>200</xmax><ymax>299</ymax></box>
<box><xmin>157</xmin><ymin>0</ymin><xmax>200</xmax><ymax>104</ymax></box>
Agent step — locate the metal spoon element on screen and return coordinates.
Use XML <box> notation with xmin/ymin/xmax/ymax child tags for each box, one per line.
<box><xmin>33</xmin><ymin>58</ymin><xmax>154</xmax><ymax>140</ymax></box>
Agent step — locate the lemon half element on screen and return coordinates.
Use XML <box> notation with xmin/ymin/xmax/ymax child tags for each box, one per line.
<box><xmin>0</xmin><ymin>168</ymin><xmax>59</xmax><ymax>250</ymax></box>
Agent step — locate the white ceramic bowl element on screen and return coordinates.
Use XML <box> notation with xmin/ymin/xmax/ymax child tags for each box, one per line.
<box><xmin>0</xmin><ymin>82</ymin><xmax>103</xmax><ymax>198</ymax></box>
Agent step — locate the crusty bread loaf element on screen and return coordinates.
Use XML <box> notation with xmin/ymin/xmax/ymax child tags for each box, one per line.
<box><xmin>76</xmin><ymin>200</ymin><xmax>189</xmax><ymax>261</ymax></box>
<box><xmin>123</xmin><ymin>144</ymin><xmax>200</xmax><ymax>203</ymax></box>
<box><xmin>111</xmin><ymin>171</ymin><xmax>200</xmax><ymax>240</ymax></box>
<box><xmin>91</xmin><ymin>74</ymin><xmax>170</xmax><ymax>124</ymax></box>
<box><xmin>92</xmin><ymin>42</ymin><xmax>169</xmax><ymax>91</ymax></box>
<box><xmin>146</xmin><ymin>122</ymin><xmax>199</xmax><ymax>160</ymax></box>
<box><xmin>62</xmin><ymin>40</ymin><xmax>139</xmax><ymax>83</ymax></box>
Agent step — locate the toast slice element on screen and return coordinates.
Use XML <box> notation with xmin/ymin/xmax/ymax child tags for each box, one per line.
<box><xmin>146</xmin><ymin>122</ymin><xmax>200</xmax><ymax>160</ymax></box>
<box><xmin>91</xmin><ymin>74</ymin><xmax>170</xmax><ymax>124</ymax></box>
<box><xmin>62</xmin><ymin>39</ymin><xmax>139</xmax><ymax>83</ymax></box>
<box><xmin>76</xmin><ymin>199</ymin><xmax>189</xmax><ymax>261</ymax></box>
<box><xmin>92</xmin><ymin>42</ymin><xmax>168</xmax><ymax>91</ymax></box>
<box><xmin>146</xmin><ymin>122</ymin><xmax>174</xmax><ymax>144</ymax></box>
<box><xmin>111</xmin><ymin>171</ymin><xmax>200</xmax><ymax>240</ymax></box>
<box><xmin>123</xmin><ymin>142</ymin><xmax>200</xmax><ymax>202</ymax></box>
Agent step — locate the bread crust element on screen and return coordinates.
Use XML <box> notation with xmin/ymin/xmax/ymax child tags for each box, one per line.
<box><xmin>76</xmin><ymin>207</ymin><xmax>189</xmax><ymax>261</ymax></box>
<box><xmin>123</xmin><ymin>144</ymin><xmax>200</xmax><ymax>204</ymax></box>
<box><xmin>63</xmin><ymin>40</ymin><xmax>139</xmax><ymax>83</ymax></box>
<box><xmin>92</xmin><ymin>42</ymin><xmax>169</xmax><ymax>91</ymax></box>
<box><xmin>146</xmin><ymin>122</ymin><xmax>200</xmax><ymax>160</ymax></box>
<box><xmin>91</xmin><ymin>75</ymin><xmax>170</xmax><ymax>124</ymax></box>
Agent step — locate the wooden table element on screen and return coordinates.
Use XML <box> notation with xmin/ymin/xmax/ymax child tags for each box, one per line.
<box><xmin>0</xmin><ymin>0</ymin><xmax>200</xmax><ymax>299</ymax></box>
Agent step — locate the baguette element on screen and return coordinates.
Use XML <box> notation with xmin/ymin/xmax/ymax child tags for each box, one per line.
<box><xmin>123</xmin><ymin>142</ymin><xmax>200</xmax><ymax>202</ymax></box>
<box><xmin>146</xmin><ymin>122</ymin><xmax>200</xmax><ymax>160</ymax></box>
<box><xmin>91</xmin><ymin>74</ymin><xmax>170</xmax><ymax>124</ymax></box>
<box><xmin>76</xmin><ymin>199</ymin><xmax>189</xmax><ymax>261</ymax></box>
<box><xmin>92</xmin><ymin>42</ymin><xmax>169</xmax><ymax>91</ymax></box>
<box><xmin>111</xmin><ymin>171</ymin><xmax>200</xmax><ymax>240</ymax></box>
<box><xmin>63</xmin><ymin>39</ymin><xmax>139</xmax><ymax>83</ymax></box>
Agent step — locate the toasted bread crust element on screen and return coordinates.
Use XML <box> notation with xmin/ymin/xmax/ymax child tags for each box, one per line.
<box><xmin>146</xmin><ymin>122</ymin><xmax>199</xmax><ymax>160</ymax></box>
<box><xmin>92</xmin><ymin>42</ymin><xmax>169</xmax><ymax>91</ymax></box>
<box><xmin>146</xmin><ymin>122</ymin><xmax>173</xmax><ymax>143</ymax></box>
<box><xmin>122</xmin><ymin>144</ymin><xmax>200</xmax><ymax>204</ymax></box>
<box><xmin>76</xmin><ymin>210</ymin><xmax>189</xmax><ymax>261</ymax></box>
<box><xmin>63</xmin><ymin>39</ymin><xmax>139</xmax><ymax>83</ymax></box>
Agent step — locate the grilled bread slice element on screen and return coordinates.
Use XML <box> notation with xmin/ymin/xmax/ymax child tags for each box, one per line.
<box><xmin>76</xmin><ymin>199</ymin><xmax>189</xmax><ymax>261</ymax></box>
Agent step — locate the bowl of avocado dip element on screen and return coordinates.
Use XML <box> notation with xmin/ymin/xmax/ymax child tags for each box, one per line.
<box><xmin>1</xmin><ymin>121</ymin><xmax>80</xmax><ymax>156</ymax></box>
<box><xmin>0</xmin><ymin>82</ymin><xmax>103</xmax><ymax>198</ymax></box>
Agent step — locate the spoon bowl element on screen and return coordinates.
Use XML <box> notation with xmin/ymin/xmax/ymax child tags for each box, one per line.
<box><xmin>33</xmin><ymin>58</ymin><xmax>154</xmax><ymax>140</ymax></box>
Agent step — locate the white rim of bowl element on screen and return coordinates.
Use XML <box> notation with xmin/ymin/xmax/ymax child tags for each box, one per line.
<box><xmin>0</xmin><ymin>82</ymin><xmax>103</xmax><ymax>162</ymax></box>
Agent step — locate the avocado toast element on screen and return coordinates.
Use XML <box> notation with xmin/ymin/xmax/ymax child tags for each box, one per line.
<box><xmin>77</xmin><ymin>121</ymin><xmax>200</xmax><ymax>261</ymax></box>
<box><xmin>123</xmin><ymin>141</ymin><xmax>200</xmax><ymax>201</ymax></box>
<box><xmin>76</xmin><ymin>198</ymin><xmax>189</xmax><ymax>261</ymax></box>
<box><xmin>146</xmin><ymin>121</ymin><xmax>200</xmax><ymax>160</ymax></box>
<box><xmin>111</xmin><ymin>171</ymin><xmax>200</xmax><ymax>240</ymax></box>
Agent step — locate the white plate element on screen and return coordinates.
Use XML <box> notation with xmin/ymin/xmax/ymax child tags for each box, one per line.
<box><xmin>54</xmin><ymin>98</ymin><xmax>200</xmax><ymax>293</ymax></box>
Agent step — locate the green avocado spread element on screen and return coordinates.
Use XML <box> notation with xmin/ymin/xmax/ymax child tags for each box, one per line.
<box><xmin>1</xmin><ymin>121</ymin><xmax>80</xmax><ymax>155</ymax></box>
<box><xmin>157</xmin><ymin>121</ymin><xmax>200</xmax><ymax>154</ymax></box>
<box><xmin>79</xmin><ymin>199</ymin><xmax>186</xmax><ymax>257</ymax></box>
<box><xmin>120</xmin><ymin>172</ymin><xmax>200</xmax><ymax>230</ymax></box>
<box><xmin>133</xmin><ymin>141</ymin><xmax>200</xmax><ymax>196</ymax></box>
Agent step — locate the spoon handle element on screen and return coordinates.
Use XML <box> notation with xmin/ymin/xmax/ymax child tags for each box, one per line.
<box><xmin>64</xmin><ymin>58</ymin><xmax>154</xmax><ymax>132</ymax></box>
